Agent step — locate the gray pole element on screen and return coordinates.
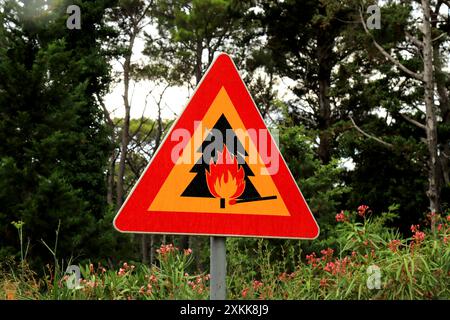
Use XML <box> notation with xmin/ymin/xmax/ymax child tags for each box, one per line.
<box><xmin>210</xmin><ymin>236</ymin><xmax>226</xmax><ymax>300</ymax></box>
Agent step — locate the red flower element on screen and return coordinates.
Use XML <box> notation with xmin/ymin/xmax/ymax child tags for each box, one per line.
<box><xmin>156</xmin><ymin>243</ymin><xmax>177</xmax><ymax>256</ymax></box>
<box><xmin>149</xmin><ymin>275</ymin><xmax>157</xmax><ymax>283</ymax></box>
<box><xmin>306</xmin><ymin>252</ymin><xmax>319</xmax><ymax>268</ymax></box>
<box><xmin>410</xmin><ymin>225</ymin><xmax>425</xmax><ymax>243</ymax></box>
<box><xmin>319</xmin><ymin>278</ymin><xmax>328</xmax><ymax>288</ymax></box>
<box><xmin>323</xmin><ymin>257</ymin><xmax>350</xmax><ymax>275</ymax></box>
<box><xmin>278</xmin><ymin>272</ymin><xmax>288</xmax><ymax>281</ymax></box>
<box><xmin>252</xmin><ymin>280</ymin><xmax>263</xmax><ymax>290</ymax></box>
<box><xmin>335</xmin><ymin>211</ymin><xmax>346</xmax><ymax>222</ymax></box>
<box><xmin>241</xmin><ymin>288</ymin><xmax>249</xmax><ymax>298</ymax></box>
<box><xmin>139</xmin><ymin>286</ymin><xmax>145</xmax><ymax>295</ymax></box>
<box><xmin>413</xmin><ymin>231</ymin><xmax>425</xmax><ymax>243</ymax></box>
<box><xmin>388</xmin><ymin>239</ymin><xmax>401</xmax><ymax>252</ymax></box>
<box><xmin>324</xmin><ymin>262</ymin><xmax>335</xmax><ymax>273</ymax></box>
<box><xmin>320</xmin><ymin>248</ymin><xmax>334</xmax><ymax>261</ymax></box>
<box><xmin>357</xmin><ymin>205</ymin><xmax>369</xmax><ymax>217</ymax></box>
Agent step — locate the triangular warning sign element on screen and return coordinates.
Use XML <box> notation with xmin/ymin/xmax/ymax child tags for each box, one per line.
<box><xmin>114</xmin><ymin>53</ymin><xmax>319</xmax><ymax>239</ymax></box>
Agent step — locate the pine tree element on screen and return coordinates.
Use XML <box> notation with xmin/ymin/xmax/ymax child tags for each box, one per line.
<box><xmin>0</xmin><ymin>0</ymin><xmax>118</xmax><ymax>265</ymax></box>
<box><xmin>181</xmin><ymin>114</ymin><xmax>260</xmax><ymax>201</ymax></box>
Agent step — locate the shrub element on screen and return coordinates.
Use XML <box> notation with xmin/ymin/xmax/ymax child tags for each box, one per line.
<box><xmin>230</xmin><ymin>206</ymin><xmax>450</xmax><ymax>299</ymax></box>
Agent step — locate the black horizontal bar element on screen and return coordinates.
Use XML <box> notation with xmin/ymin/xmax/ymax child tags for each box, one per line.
<box><xmin>234</xmin><ymin>195</ymin><xmax>277</xmax><ymax>204</ymax></box>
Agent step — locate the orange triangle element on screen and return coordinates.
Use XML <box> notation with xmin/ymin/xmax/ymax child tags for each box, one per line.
<box><xmin>114</xmin><ymin>53</ymin><xmax>319</xmax><ymax>239</ymax></box>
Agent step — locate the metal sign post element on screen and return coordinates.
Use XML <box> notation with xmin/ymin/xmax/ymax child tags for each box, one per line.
<box><xmin>210</xmin><ymin>236</ymin><xmax>226</xmax><ymax>300</ymax></box>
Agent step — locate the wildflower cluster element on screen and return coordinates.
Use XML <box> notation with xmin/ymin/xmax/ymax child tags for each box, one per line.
<box><xmin>335</xmin><ymin>210</ymin><xmax>347</xmax><ymax>222</ymax></box>
<box><xmin>232</xmin><ymin>207</ymin><xmax>450</xmax><ymax>300</ymax></box>
<box><xmin>156</xmin><ymin>244</ymin><xmax>177</xmax><ymax>257</ymax></box>
<box><xmin>187</xmin><ymin>274</ymin><xmax>210</xmax><ymax>295</ymax></box>
<box><xmin>388</xmin><ymin>239</ymin><xmax>402</xmax><ymax>252</ymax></box>
<box><xmin>241</xmin><ymin>280</ymin><xmax>266</xmax><ymax>298</ymax></box>
<box><xmin>118</xmin><ymin>262</ymin><xmax>135</xmax><ymax>276</ymax></box>
<box><xmin>411</xmin><ymin>224</ymin><xmax>425</xmax><ymax>244</ymax></box>
<box><xmin>5</xmin><ymin>207</ymin><xmax>450</xmax><ymax>300</ymax></box>
<box><xmin>357</xmin><ymin>205</ymin><xmax>369</xmax><ymax>217</ymax></box>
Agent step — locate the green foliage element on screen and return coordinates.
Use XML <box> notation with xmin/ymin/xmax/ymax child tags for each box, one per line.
<box><xmin>339</xmin><ymin>120</ymin><xmax>429</xmax><ymax>233</ymax></box>
<box><xmin>2</xmin><ymin>208</ymin><xmax>449</xmax><ymax>300</ymax></box>
<box><xmin>0</xmin><ymin>0</ymin><xmax>119</xmax><ymax>267</ymax></box>
<box><xmin>227</xmin><ymin>208</ymin><xmax>450</xmax><ymax>300</ymax></box>
<box><xmin>279</xmin><ymin>125</ymin><xmax>350</xmax><ymax>224</ymax></box>
<box><xmin>1</xmin><ymin>244</ymin><xmax>209</xmax><ymax>300</ymax></box>
<box><xmin>143</xmin><ymin>0</ymin><xmax>249</xmax><ymax>85</ymax></box>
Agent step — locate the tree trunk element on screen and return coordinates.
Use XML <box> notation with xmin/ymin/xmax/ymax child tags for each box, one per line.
<box><xmin>141</xmin><ymin>234</ymin><xmax>149</xmax><ymax>264</ymax></box>
<box><xmin>106</xmin><ymin>150</ymin><xmax>116</xmax><ymax>206</ymax></box>
<box><xmin>155</xmin><ymin>89</ymin><xmax>163</xmax><ymax>148</ymax></box>
<box><xmin>316</xmin><ymin>31</ymin><xmax>334</xmax><ymax>165</ymax></box>
<box><xmin>149</xmin><ymin>235</ymin><xmax>155</xmax><ymax>265</ymax></box>
<box><xmin>433</xmin><ymin>40</ymin><xmax>450</xmax><ymax>193</ymax></box>
<box><xmin>317</xmin><ymin>77</ymin><xmax>332</xmax><ymax>164</ymax></box>
<box><xmin>421</xmin><ymin>0</ymin><xmax>440</xmax><ymax>213</ymax></box>
<box><xmin>195</xmin><ymin>38</ymin><xmax>203</xmax><ymax>84</ymax></box>
<box><xmin>116</xmin><ymin>32</ymin><xmax>136</xmax><ymax>209</ymax></box>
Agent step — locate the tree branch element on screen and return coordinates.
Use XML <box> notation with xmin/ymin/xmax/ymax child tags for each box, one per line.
<box><xmin>359</xmin><ymin>9</ymin><xmax>424</xmax><ymax>82</ymax></box>
<box><xmin>130</xmin><ymin>88</ymin><xmax>154</xmax><ymax>140</ymax></box>
<box><xmin>432</xmin><ymin>32</ymin><xmax>446</xmax><ymax>42</ymax></box>
<box><xmin>95</xmin><ymin>93</ymin><xmax>115</xmax><ymax>129</ymax></box>
<box><xmin>400</xmin><ymin>113</ymin><xmax>427</xmax><ymax>130</ymax></box>
<box><xmin>349</xmin><ymin>116</ymin><xmax>394</xmax><ymax>149</ymax></box>
<box><xmin>405</xmin><ymin>31</ymin><xmax>424</xmax><ymax>48</ymax></box>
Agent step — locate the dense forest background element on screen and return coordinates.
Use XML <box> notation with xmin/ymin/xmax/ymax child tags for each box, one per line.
<box><xmin>1</xmin><ymin>0</ymin><xmax>449</xmax><ymax>272</ymax></box>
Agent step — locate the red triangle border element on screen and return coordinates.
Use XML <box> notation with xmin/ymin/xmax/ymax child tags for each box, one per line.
<box><xmin>114</xmin><ymin>53</ymin><xmax>319</xmax><ymax>239</ymax></box>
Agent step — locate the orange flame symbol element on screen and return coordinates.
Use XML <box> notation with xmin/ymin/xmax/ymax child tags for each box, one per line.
<box><xmin>205</xmin><ymin>145</ymin><xmax>246</xmax><ymax>208</ymax></box>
